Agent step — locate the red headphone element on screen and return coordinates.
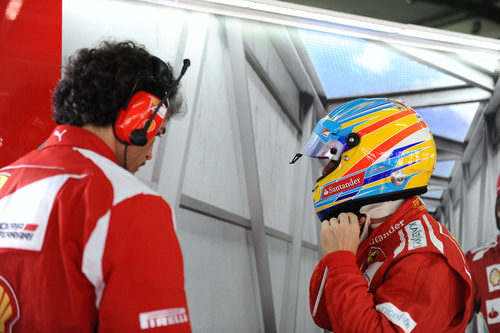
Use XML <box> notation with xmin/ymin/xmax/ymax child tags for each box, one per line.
<box><xmin>114</xmin><ymin>57</ymin><xmax>190</xmax><ymax>146</ymax></box>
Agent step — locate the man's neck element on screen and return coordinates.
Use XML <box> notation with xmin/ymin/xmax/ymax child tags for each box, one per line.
<box><xmin>81</xmin><ymin>124</ymin><xmax>119</xmax><ymax>156</ymax></box>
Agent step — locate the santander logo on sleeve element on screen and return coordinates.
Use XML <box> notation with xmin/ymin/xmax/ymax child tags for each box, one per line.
<box><xmin>321</xmin><ymin>171</ymin><xmax>365</xmax><ymax>200</ymax></box>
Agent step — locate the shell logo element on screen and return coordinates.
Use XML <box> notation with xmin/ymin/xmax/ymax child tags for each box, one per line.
<box><xmin>0</xmin><ymin>276</ymin><xmax>19</xmax><ymax>333</ymax></box>
<box><xmin>147</xmin><ymin>120</ymin><xmax>156</xmax><ymax>133</ymax></box>
<box><xmin>490</xmin><ymin>268</ymin><xmax>500</xmax><ymax>287</ymax></box>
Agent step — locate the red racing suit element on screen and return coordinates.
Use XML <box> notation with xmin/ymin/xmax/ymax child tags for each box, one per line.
<box><xmin>465</xmin><ymin>235</ymin><xmax>500</xmax><ymax>332</ymax></box>
<box><xmin>309</xmin><ymin>197</ymin><xmax>473</xmax><ymax>332</ymax></box>
<box><xmin>0</xmin><ymin>125</ymin><xmax>191</xmax><ymax>332</ymax></box>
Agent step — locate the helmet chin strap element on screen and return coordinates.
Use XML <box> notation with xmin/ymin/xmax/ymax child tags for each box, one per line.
<box><xmin>359</xmin><ymin>199</ymin><xmax>405</xmax><ymax>243</ymax></box>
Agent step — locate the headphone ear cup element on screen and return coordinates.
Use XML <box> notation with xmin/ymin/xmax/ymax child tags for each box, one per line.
<box><xmin>115</xmin><ymin>91</ymin><xmax>165</xmax><ymax>145</ymax></box>
<box><xmin>130</xmin><ymin>129</ymin><xmax>148</xmax><ymax>146</ymax></box>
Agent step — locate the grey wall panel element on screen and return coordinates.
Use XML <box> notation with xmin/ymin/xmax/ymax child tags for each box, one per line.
<box><xmin>280</xmin><ymin>106</ymin><xmax>317</xmax><ymax>333</ymax></box>
<box><xmin>462</xmin><ymin>174</ymin><xmax>481</xmax><ymax>252</ymax></box>
<box><xmin>454</xmin><ymin>121</ymin><xmax>500</xmax><ymax>252</ymax></box>
<box><xmin>225</xmin><ymin>17</ymin><xmax>277</xmax><ymax>332</ymax></box>
<box><xmin>302</xmin><ymin>196</ymin><xmax>319</xmax><ymax>245</ymax></box>
<box><xmin>181</xmin><ymin>17</ymin><xmax>250</xmax><ymax>219</ymax></box>
<box><xmin>247</xmin><ymin>63</ymin><xmax>301</xmax><ymax>235</ymax></box>
<box><xmin>479</xmin><ymin>176</ymin><xmax>497</xmax><ymax>245</ymax></box>
<box><xmin>301</xmin><ymin>132</ymin><xmax>319</xmax><ymax>246</ymax></box>
<box><xmin>266</xmin><ymin>235</ymin><xmax>289</xmax><ymax>329</ymax></box>
<box><xmin>475</xmin><ymin>133</ymin><xmax>490</xmax><ymax>246</ymax></box>
<box><xmin>468</xmin><ymin>139</ymin><xmax>484</xmax><ymax>183</ymax></box>
<box><xmin>421</xmin><ymin>198</ymin><xmax>439</xmax><ymax>213</ymax></box>
<box><xmin>176</xmin><ymin>208</ymin><xmax>262</xmax><ymax>333</ymax></box>
<box><xmin>295</xmin><ymin>248</ymin><xmax>323</xmax><ymax>333</ymax></box>
<box><xmin>244</xmin><ymin>22</ymin><xmax>301</xmax><ymax>125</ymax></box>
<box><xmin>157</xmin><ymin>11</ymin><xmax>210</xmax><ymax>207</ymax></box>
<box><xmin>452</xmin><ymin>203</ymin><xmax>462</xmax><ymax>241</ymax></box>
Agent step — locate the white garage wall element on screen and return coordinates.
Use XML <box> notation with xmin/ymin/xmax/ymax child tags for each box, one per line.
<box><xmin>182</xmin><ymin>17</ymin><xmax>251</xmax><ymax>219</ymax></box>
<box><xmin>461</xmin><ymin>173</ymin><xmax>481</xmax><ymax>253</ymax></box>
<box><xmin>452</xmin><ymin>202</ymin><xmax>462</xmax><ymax>241</ymax></box>
<box><xmin>441</xmin><ymin>119</ymin><xmax>500</xmax><ymax>254</ymax></box>
<box><xmin>479</xmin><ymin>135</ymin><xmax>499</xmax><ymax>245</ymax></box>
<box><xmin>296</xmin><ymin>247</ymin><xmax>323</xmax><ymax>333</ymax></box>
<box><xmin>266</xmin><ymin>235</ymin><xmax>289</xmax><ymax>328</ymax></box>
<box><xmin>441</xmin><ymin>120</ymin><xmax>500</xmax><ymax>332</ymax></box>
<box><xmin>62</xmin><ymin>1</ymin><xmax>325</xmax><ymax>332</ymax></box>
<box><xmin>176</xmin><ymin>209</ymin><xmax>263</xmax><ymax>332</ymax></box>
<box><xmin>248</xmin><ymin>62</ymin><xmax>301</xmax><ymax>235</ymax></box>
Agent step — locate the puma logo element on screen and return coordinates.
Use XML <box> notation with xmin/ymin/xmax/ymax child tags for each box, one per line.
<box><xmin>54</xmin><ymin>130</ymin><xmax>67</xmax><ymax>142</ymax></box>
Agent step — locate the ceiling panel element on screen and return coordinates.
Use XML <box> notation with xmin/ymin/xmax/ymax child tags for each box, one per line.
<box><xmin>424</xmin><ymin>189</ymin><xmax>444</xmax><ymax>199</ymax></box>
<box><xmin>433</xmin><ymin>160</ymin><xmax>456</xmax><ymax>178</ymax></box>
<box><xmin>415</xmin><ymin>102</ymin><xmax>480</xmax><ymax>143</ymax></box>
<box><xmin>458</xmin><ymin>53</ymin><xmax>499</xmax><ymax>73</ymax></box>
<box><xmin>299</xmin><ymin>29</ymin><xmax>466</xmax><ymax>98</ymax></box>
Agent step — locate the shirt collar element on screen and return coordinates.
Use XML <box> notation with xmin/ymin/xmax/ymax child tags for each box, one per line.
<box><xmin>380</xmin><ymin>196</ymin><xmax>427</xmax><ymax>227</ymax></box>
<box><xmin>43</xmin><ymin>125</ymin><xmax>118</xmax><ymax>163</ymax></box>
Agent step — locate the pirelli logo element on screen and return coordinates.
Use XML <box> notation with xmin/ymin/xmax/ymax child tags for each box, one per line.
<box><xmin>139</xmin><ymin>307</ymin><xmax>189</xmax><ymax>330</ymax></box>
<box><xmin>0</xmin><ymin>276</ymin><xmax>19</xmax><ymax>333</ymax></box>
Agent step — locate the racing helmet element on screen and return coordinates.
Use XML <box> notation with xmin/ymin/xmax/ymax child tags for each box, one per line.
<box><xmin>292</xmin><ymin>98</ymin><xmax>436</xmax><ymax>221</ymax></box>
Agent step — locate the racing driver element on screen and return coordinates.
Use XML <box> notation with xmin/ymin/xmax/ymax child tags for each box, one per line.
<box><xmin>291</xmin><ymin>98</ymin><xmax>473</xmax><ymax>332</ymax></box>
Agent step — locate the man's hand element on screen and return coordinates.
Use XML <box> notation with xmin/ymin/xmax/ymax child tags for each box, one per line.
<box><xmin>321</xmin><ymin>213</ymin><xmax>363</xmax><ymax>256</ymax></box>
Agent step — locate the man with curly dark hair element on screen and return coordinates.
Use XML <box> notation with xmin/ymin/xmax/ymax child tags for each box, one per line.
<box><xmin>52</xmin><ymin>40</ymin><xmax>185</xmax><ymax>173</ymax></box>
<box><xmin>0</xmin><ymin>41</ymin><xmax>192</xmax><ymax>332</ymax></box>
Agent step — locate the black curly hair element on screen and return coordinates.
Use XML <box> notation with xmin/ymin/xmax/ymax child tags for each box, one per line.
<box><xmin>52</xmin><ymin>40</ymin><xmax>183</xmax><ymax>126</ymax></box>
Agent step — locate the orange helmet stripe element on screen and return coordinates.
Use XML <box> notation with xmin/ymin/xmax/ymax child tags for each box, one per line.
<box><xmin>357</xmin><ymin>110</ymin><xmax>416</xmax><ymax>137</ymax></box>
<box><xmin>344</xmin><ymin>120</ymin><xmax>427</xmax><ymax>176</ymax></box>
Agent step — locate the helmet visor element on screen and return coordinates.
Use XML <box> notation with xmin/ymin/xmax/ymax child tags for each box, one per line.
<box><xmin>299</xmin><ymin>132</ymin><xmax>344</xmax><ymax>160</ymax></box>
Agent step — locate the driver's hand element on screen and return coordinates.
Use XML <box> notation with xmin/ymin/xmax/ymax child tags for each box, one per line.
<box><xmin>321</xmin><ymin>213</ymin><xmax>365</xmax><ymax>256</ymax></box>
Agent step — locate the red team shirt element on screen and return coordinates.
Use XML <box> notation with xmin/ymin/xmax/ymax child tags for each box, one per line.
<box><xmin>309</xmin><ymin>198</ymin><xmax>474</xmax><ymax>332</ymax></box>
<box><xmin>0</xmin><ymin>125</ymin><xmax>191</xmax><ymax>332</ymax></box>
<box><xmin>466</xmin><ymin>235</ymin><xmax>500</xmax><ymax>332</ymax></box>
